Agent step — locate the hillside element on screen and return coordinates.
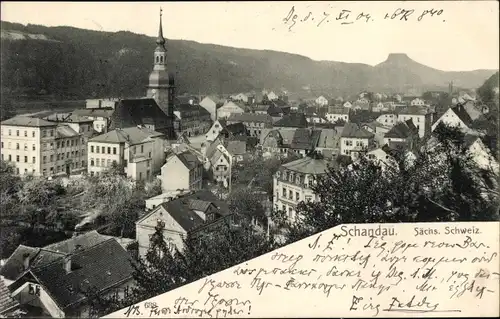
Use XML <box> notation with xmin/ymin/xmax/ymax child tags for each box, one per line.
<box><xmin>0</xmin><ymin>21</ymin><xmax>497</xmax><ymax>101</ymax></box>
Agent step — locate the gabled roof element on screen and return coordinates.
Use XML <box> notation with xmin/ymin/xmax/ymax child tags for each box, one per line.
<box><xmin>109</xmin><ymin>98</ymin><xmax>173</xmax><ymax>137</ymax></box>
<box><xmin>384</xmin><ymin>120</ymin><xmax>418</xmax><ymax>139</ymax></box>
<box><xmin>451</xmin><ymin>104</ymin><xmax>474</xmax><ymax>127</ymax></box>
<box><xmin>225</xmin><ymin>122</ymin><xmax>247</xmax><ymax>135</ymax></box>
<box><xmin>175</xmin><ymin>150</ymin><xmax>201</xmax><ymax>170</ymax></box>
<box><xmin>89</xmin><ymin>126</ymin><xmax>164</xmax><ymax>144</ymax></box>
<box><xmin>174</xmin><ymin>104</ymin><xmax>210</xmax><ymax>117</ymax></box>
<box><xmin>227</xmin><ymin>112</ymin><xmax>273</xmax><ymax>124</ymax></box>
<box><xmin>205</xmin><ymin>138</ymin><xmax>224</xmax><ymax>159</ymax></box>
<box><xmin>274</xmin><ymin>113</ymin><xmax>308</xmax><ymax>128</ymax></box>
<box><xmin>341</xmin><ymin>123</ymin><xmax>374</xmax><ymax>138</ymax></box>
<box><xmin>55</xmin><ymin>125</ymin><xmax>79</xmax><ymax>139</ymax></box>
<box><xmin>1</xmin><ymin>116</ymin><xmax>57</xmax><ymax>127</ymax></box>
<box><xmin>0</xmin><ymin>231</ymin><xmax>114</xmax><ymax>281</ymax></box>
<box><xmin>289</xmin><ymin>128</ymin><xmax>320</xmax><ymax>150</ymax></box>
<box><xmin>27</xmin><ymin>239</ymin><xmax>134</xmax><ymax>310</ymax></box>
<box><xmin>316</xmin><ymin>128</ymin><xmax>342</xmax><ymax>149</ymax></box>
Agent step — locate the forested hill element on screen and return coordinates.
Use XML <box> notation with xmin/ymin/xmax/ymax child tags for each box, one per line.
<box><xmin>0</xmin><ymin>20</ymin><xmax>497</xmax><ymax>100</ymax></box>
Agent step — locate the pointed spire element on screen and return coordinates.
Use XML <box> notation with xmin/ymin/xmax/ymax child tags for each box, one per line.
<box><xmin>156</xmin><ymin>7</ymin><xmax>165</xmax><ymax>46</ymax></box>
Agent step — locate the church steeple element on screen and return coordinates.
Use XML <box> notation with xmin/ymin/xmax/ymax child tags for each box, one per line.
<box><xmin>156</xmin><ymin>8</ymin><xmax>166</xmax><ymax>46</ymax></box>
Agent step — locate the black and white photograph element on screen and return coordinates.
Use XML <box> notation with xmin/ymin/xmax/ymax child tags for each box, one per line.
<box><xmin>0</xmin><ymin>1</ymin><xmax>498</xmax><ymax>318</ymax></box>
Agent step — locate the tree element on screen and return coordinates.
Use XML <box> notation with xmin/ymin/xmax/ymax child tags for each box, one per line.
<box><xmin>0</xmin><ymin>160</ymin><xmax>22</xmax><ymax>218</ymax></box>
<box><xmin>279</xmin><ymin>124</ymin><xmax>500</xmax><ymax>245</ymax></box>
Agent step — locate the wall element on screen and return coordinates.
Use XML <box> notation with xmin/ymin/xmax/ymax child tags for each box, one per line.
<box><xmin>160</xmin><ymin>157</ymin><xmax>190</xmax><ymax>192</ymax></box>
<box><xmin>87</xmin><ymin>142</ymin><xmax>122</xmax><ymax>176</ymax></box>
<box><xmin>13</xmin><ymin>281</ymin><xmax>65</xmax><ymax>318</ymax></box>
<box><xmin>199</xmin><ymin>98</ymin><xmax>217</xmax><ymax>122</ymax></box>
<box><xmin>1</xmin><ymin>125</ymin><xmax>43</xmax><ymax>176</ymax></box>
<box><xmin>398</xmin><ymin>114</ymin><xmax>426</xmax><ymax>137</ymax></box>
<box><xmin>340</xmin><ymin>137</ymin><xmax>370</xmax><ymax>160</ymax></box>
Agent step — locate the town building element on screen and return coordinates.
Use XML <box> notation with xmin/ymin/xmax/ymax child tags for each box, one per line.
<box><xmin>273</xmin><ymin>113</ymin><xmax>308</xmax><ymax>129</ymax></box>
<box><xmin>216</xmin><ymin>101</ymin><xmax>247</xmax><ymax>120</ymax></box>
<box><xmin>375</xmin><ymin>113</ymin><xmax>397</xmax><ymax>127</ymax></box>
<box><xmin>160</xmin><ymin>149</ymin><xmax>203</xmax><ymax>192</ymax></box>
<box><xmin>85</xmin><ymin>98</ymin><xmax>119</xmax><ymax>109</ymax></box>
<box><xmin>199</xmin><ymin>96</ymin><xmax>226</xmax><ymax>122</ymax></box>
<box><xmin>397</xmin><ymin>105</ymin><xmax>432</xmax><ymax>138</ymax></box>
<box><xmin>326</xmin><ymin>106</ymin><xmax>349</xmax><ymax>123</ymax></box>
<box><xmin>205</xmin><ymin>119</ymin><xmax>247</xmax><ymax>142</ymax></box>
<box><xmin>315</xmin><ymin>95</ymin><xmax>330</xmax><ymax>107</ymax></box>
<box><xmin>260</xmin><ymin>128</ymin><xmax>320</xmax><ymax>158</ymax></box>
<box><xmin>431</xmin><ymin>104</ymin><xmax>474</xmax><ymax>132</ymax></box>
<box><xmin>1</xmin><ymin>116</ymin><xmax>90</xmax><ymax>177</ymax></box>
<box><xmin>340</xmin><ymin>123</ymin><xmax>374</xmax><ymax>160</ymax></box>
<box><xmin>0</xmin><ymin>231</ymin><xmax>136</xmax><ymax>318</ymax></box>
<box><xmin>173</xmin><ymin>103</ymin><xmax>212</xmax><ymax>137</ymax></box>
<box><xmin>410</xmin><ymin>98</ymin><xmax>426</xmax><ymax>106</ymax></box>
<box><xmin>226</xmin><ymin>113</ymin><xmax>273</xmax><ymax>137</ymax></box>
<box><xmin>136</xmin><ymin>190</ymin><xmax>231</xmax><ymax>256</ymax></box>
<box><xmin>343</xmin><ymin>101</ymin><xmax>353</xmax><ymax>108</ymax></box>
<box><xmin>266</xmin><ymin>91</ymin><xmax>279</xmax><ymax>101</ymax></box>
<box><xmin>273</xmin><ymin>155</ymin><xmax>330</xmax><ymax>220</ymax></box>
<box><xmin>71</xmin><ymin>108</ymin><xmax>114</xmax><ymax>133</ymax></box>
<box><xmin>383</xmin><ymin>119</ymin><xmax>419</xmax><ymax>148</ymax></box>
<box><xmin>87</xmin><ymin>126</ymin><xmax>167</xmax><ymax>180</ymax></box>
<box><xmin>314</xmin><ymin>127</ymin><xmax>343</xmax><ymax>158</ymax></box>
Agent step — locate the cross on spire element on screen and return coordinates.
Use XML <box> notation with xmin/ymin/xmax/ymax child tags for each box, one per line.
<box><xmin>156</xmin><ymin>7</ymin><xmax>165</xmax><ymax>46</ymax></box>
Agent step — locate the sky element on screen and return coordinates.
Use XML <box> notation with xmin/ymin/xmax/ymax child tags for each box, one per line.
<box><xmin>1</xmin><ymin>1</ymin><xmax>498</xmax><ymax>71</ymax></box>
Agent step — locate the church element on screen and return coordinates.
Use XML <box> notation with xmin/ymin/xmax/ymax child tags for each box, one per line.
<box><xmin>108</xmin><ymin>9</ymin><xmax>176</xmax><ymax>139</ymax></box>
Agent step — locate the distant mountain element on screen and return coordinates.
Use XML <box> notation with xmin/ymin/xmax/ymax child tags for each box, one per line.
<box><xmin>0</xmin><ymin>21</ymin><xmax>497</xmax><ymax>101</ymax></box>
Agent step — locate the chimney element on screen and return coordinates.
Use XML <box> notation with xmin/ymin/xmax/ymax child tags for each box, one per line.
<box><xmin>64</xmin><ymin>254</ymin><xmax>72</xmax><ymax>274</ymax></box>
<box><xmin>23</xmin><ymin>253</ymin><xmax>30</xmax><ymax>270</ymax></box>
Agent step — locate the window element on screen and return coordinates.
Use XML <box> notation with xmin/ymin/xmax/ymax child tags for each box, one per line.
<box><xmin>50</xmin><ymin>155</ymin><xmax>54</xmax><ymax>162</ymax></box>
<box><xmin>42</xmin><ymin>130</ymin><xmax>46</xmax><ymax>138</ymax></box>
<box><xmin>91</xmin><ymin>145</ymin><xmax>94</xmax><ymax>153</ymax></box>
<box><xmin>57</xmin><ymin>142</ymin><xmax>60</xmax><ymax>149</ymax></box>
<box><xmin>24</xmin><ymin>131</ymin><xmax>27</xmax><ymax>137</ymax></box>
<box><xmin>107</xmin><ymin>147</ymin><xmax>111</xmax><ymax>154</ymax></box>
<box><xmin>8</xmin><ymin>155</ymin><xmax>11</xmax><ymax>161</ymax></box>
<box><xmin>113</xmin><ymin>147</ymin><xmax>117</xmax><ymax>155</ymax></box>
<box><xmin>66</xmin><ymin>140</ymin><xmax>70</xmax><ymax>147</ymax></box>
<box><xmin>50</xmin><ymin>142</ymin><xmax>53</xmax><ymax>149</ymax></box>
<box><xmin>282</xmin><ymin>187</ymin><xmax>286</xmax><ymax>196</ymax></box>
<box><xmin>0</xmin><ymin>142</ymin><xmax>2</xmax><ymax>148</ymax></box>
<box><xmin>90</xmin><ymin>158</ymin><xmax>95</xmax><ymax>166</ymax></box>
<box><xmin>16</xmin><ymin>130</ymin><xmax>19</xmax><ymax>136</ymax></box>
<box><xmin>101</xmin><ymin>146</ymin><xmax>105</xmax><ymax>153</ymax></box>
<box><xmin>345</xmin><ymin>140</ymin><xmax>353</xmax><ymax>146</ymax></box>
<box><xmin>32</xmin><ymin>131</ymin><xmax>35</xmax><ymax>137</ymax></box>
<box><xmin>32</xmin><ymin>157</ymin><xmax>36</xmax><ymax>163</ymax></box>
<box><xmin>296</xmin><ymin>192</ymin><xmax>300</xmax><ymax>201</ymax></box>
<box><xmin>96</xmin><ymin>159</ymin><xmax>100</xmax><ymax>167</ymax></box>
<box><xmin>305</xmin><ymin>195</ymin><xmax>312</xmax><ymax>202</ymax></box>
<box><xmin>66</xmin><ymin>152</ymin><xmax>69</xmax><ymax>158</ymax></box>
<box><xmin>24</xmin><ymin>156</ymin><xmax>28</xmax><ymax>163</ymax></box>
<box><xmin>16</xmin><ymin>155</ymin><xmax>19</xmax><ymax>162</ymax></box>
<box><xmin>289</xmin><ymin>190</ymin><xmax>293</xmax><ymax>200</ymax></box>
<box><xmin>282</xmin><ymin>205</ymin><xmax>286</xmax><ymax>211</ymax></box>
<box><xmin>76</xmin><ymin>151</ymin><xmax>79</xmax><ymax>157</ymax></box>
<box><xmin>139</xmin><ymin>172</ymin><xmax>143</xmax><ymax>180</ymax></box>
<box><xmin>71</xmin><ymin>140</ymin><xmax>74</xmax><ymax>147</ymax></box>
<box><xmin>71</xmin><ymin>151</ymin><xmax>74</xmax><ymax>157</ymax></box>
<box><xmin>16</xmin><ymin>143</ymin><xmax>19</xmax><ymax>150</ymax></box>
<box><xmin>8</xmin><ymin>129</ymin><xmax>11</xmax><ymax>136</ymax></box>
<box><xmin>43</xmin><ymin>156</ymin><xmax>46</xmax><ymax>164</ymax></box>
<box><xmin>50</xmin><ymin>130</ymin><xmax>54</xmax><ymax>137</ymax></box>
<box><xmin>107</xmin><ymin>159</ymin><xmax>111</xmax><ymax>167</ymax></box>
<box><xmin>82</xmin><ymin>160</ymin><xmax>85</xmax><ymax>166</ymax></box>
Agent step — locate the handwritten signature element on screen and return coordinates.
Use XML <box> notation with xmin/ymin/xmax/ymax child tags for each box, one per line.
<box><xmin>283</xmin><ymin>6</ymin><xmax>444</xmax><ymax>31</ymax></box>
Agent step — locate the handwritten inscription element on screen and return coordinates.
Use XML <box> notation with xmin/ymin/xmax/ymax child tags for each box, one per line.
<box><xmin>114</xmin><ymin>222</ymin><xmax>499</xmax><ymax>318</ymax></box>
<box><xmin>282</xmin><ymin>6</ymin><xmax>445</xmax><ymax>31</ymax></box>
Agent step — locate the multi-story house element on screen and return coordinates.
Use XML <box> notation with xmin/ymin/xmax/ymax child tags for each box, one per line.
<box><xmin>260</xmin><ymin>128</ymin><xmax>320</xmax><ymax>158</ymax></box>
<box><xmin>410</xmin><ymin>98</ymin><xmax>426</xmax><ymax>106</ymax></box>
<box><xmin>216</xmin><ymin>101</ymin><xmax>247</xmax><ymax>120</ymax></box>
<box><xmin>85</xmin><ymin>98</ymin><xmax>119</xmax><ymax>109</ymax></box>
<box><xmin>199</xmin><ymin>96</ymin><xmax>226</xmax><ymax>122</ymax></box>
<box><xmin>273</xmin><ymin>155</ymin><xmax>329</xmax><ymax>220</ymax></box>
<box><xmin>1</xmin><ymin>116</ymin><xmax>90</xmax><ymax>177</ymax></box>
<box><xmin>160</xmin><ymin>149</ymin><xmax>203</xmax><ymax>192</ymax></box>
<box><xmin>314</xmin><ymin>127</ymin><xmax>342</xmax><ymax>158</ymax></box>
<box><xmin>376</xmin><ymin>113</ymin><xmax>397</xmax><ymax>127</ymax></box>
<box><xmin>205</xmin><ymin>119</ymin><xmax>247</xmax><ymax>142</ymax></box>
<box><xmin>315</xmin><ymin>95</ymin><xmax>330</xmax><ymax>107</ymax></box>
<box><xmin>383</xmin><ymin>119</ymin><xmax>419</xmax><ymax>148</ymax></box>
<box><xmin>431</xmin><ymin>104</ymin><xmax>474</xmax><ymax>133</ymax></box>
<box><xmin>71</xmin><ymin>108</ymin><xmax>114</xmax><ymax>133</ymax></box>
<box><xmin>273</xmin><ymin>113</ymin><xmax>308</xmax><ymax>129</ymax></box>
<box><xmin>173</xmin><ymin>103</ymin><xmax>212</xmax><ymax>137</ymax></box>
<box><xmin>136</xmin><ymin>190</ymin><xmax>231</xmax><ymax>257</ymax></box>
<box><xmin>397</xmin><ymin>105</ymin><xmax>432</xmax><ymax>138</ymax></box>
<box><xmin>1</xmin><ymin>231</ymin><xmax>136</xmax><ymax>318</ymax></box>
<box><xmin>226</xmin><ymin>113</ymin><xmax>273</xmax><ymax>137</ymax></box>
<box><xmin>340</xmin><ymin>123</ymin><xmax>374</xmax><ymax>160</ymax></box>
<box><xmin>326</xmin><ymin>106</ymin><xmax>349</xmax><ymax>123</ymax></box>
<box><xmin>87</xmin><ymin>126</ymin><xmax>166</xmax><ymax>180</ymax></box>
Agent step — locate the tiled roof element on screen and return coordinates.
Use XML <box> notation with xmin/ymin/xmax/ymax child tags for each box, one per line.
<box><xmin>72</xmin><ymin>108</ymin><xmax>114</xmax><ymax>118</ymax></box>
<box><xmin>282</xmin><ymin>156</ymin><xmax>330</xmax><ymax>175</ymax></box>
<box><xmin>56</xmin><ymin>125</ymin><xmax>79</xmax><ymax>139</ymax></box>
<box><xmin>327</xmin><ymin>106</ymin><xmax>349</xmax><ymax>114</ymax></box>
<box><xmin>225</xmin><ymin>122</ymin><xmax>247</xmax><ymax>135</ymax></box>
<box><xmin>274</xmin><ymin>113</ymin><xmax>308</xmax><ymax>128</ymax></box>
<box><xmin>227</xmin><ymin>112</ymin><xmax>273</xmax><ymax>124</ymax></box>
<box><xmin>28</xmin><ymin>239</ymin><xmax>134</xmax><ymax>310</ymax></box>
<box><xmin>463</xmin><ymin>134</ymin><xmax>481</xmax><ymax>149</ymax></box>
<box><xmin>278</xmin><ymin>128</ymin><xmax>297</xmax><ymax>147</ymax></box>
<box><xmin>290</xmin><ymin>128</ymin><xmax>318</xmax><ymax>150</ymax></box>
<box><xmin>451</xmin><ymin>104</ymin><xmax>474</xmax><ymax>127</ymax></box>
<box><xmin>205</xmin><ymin>138</ymin><xmax>224</xmax><ymax>159</ymax></box>
<box><xmin>89</xmin><ymin>126</ymin><xmax>164</xmax><ymax>144</ymax></box>
<box><xmin>341</xmin><ymin>123</ymin><xmax>374</xmax><ymax>138</ymax></box>
<box><xmin>1</xmin><ymin>116</ymin><xmax>57</xmax><ymax>127</ymax></box>
<box><xmin>174</xmin><ymin>104</ymin><xmax>210</xmax><ymax>117</ymax></box>
<box><xmin>0</xmin><ymin>277</ymin><xmax>19</xmax><ymax>315</ymax></box>
<box><xmin>0</xmin><ymin>231</ymin><xmax>113</xmax><ymax>281</ymax></box>
<box><xmin>176</xmin><ymin>150</ymin><xmax>201</xmax><ymax>170</ymax></box>
<box><xmin>60</xmin><ymin>114</ymin><xmax>94</xmax><ymax>123</ymax></box>
<box><xmin>384</xmin><ymin>120</ymin><xmax>418</xmax><ymax>139</ymax></box>
<box><xmin>109</xmin><ymin>98</ymin><xmax>174</xmax><ymax>138</ymax></box>
<box><xmin>226</xmin><ymin>140</ymin><xmax>246</xmax><ymax>155</ymax></box>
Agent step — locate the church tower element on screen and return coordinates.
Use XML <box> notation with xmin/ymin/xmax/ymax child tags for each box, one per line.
<box><xmin>146</xmin><ymin>8</ymin><xmax>175</xmax><ymax>118</ymax></box>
